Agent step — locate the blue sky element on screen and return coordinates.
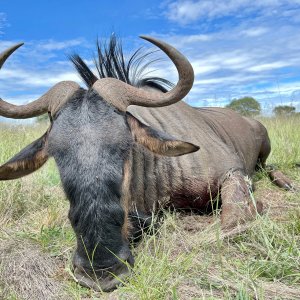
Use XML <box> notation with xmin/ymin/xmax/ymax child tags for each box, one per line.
<box><xmin>1</xmin><ymin>0</ymin><xmax>300</xmax><ymax>118</ymax></box>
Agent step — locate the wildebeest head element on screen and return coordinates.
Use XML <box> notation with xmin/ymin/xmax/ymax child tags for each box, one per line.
<box><xmin>0</xmin><ymin>36</ymin><xmax>198</xmax><ymax>291</ymax></box>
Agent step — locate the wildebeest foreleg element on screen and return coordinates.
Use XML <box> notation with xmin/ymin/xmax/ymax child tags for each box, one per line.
<box><xmin>220</xmin><ymin>171</ymin><xmax>263</xmax><ymax>229</ymax></box>
<box><xmin>267</xmin><ymin>167</ymin><xmax>296</xmax><ymax>191</ymax></box>
<box><xmin>257</xmin><ymin>135</ymin><xmax>296</xmax><ymax>191</ymax></box>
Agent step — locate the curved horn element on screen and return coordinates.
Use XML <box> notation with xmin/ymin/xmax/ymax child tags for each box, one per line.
<box><xmin>92</xmin><ymin>36</ymin><xmax>194</xmax><ymax>111</ymax></box>
<box><xmin>0</xmin><ymin>43</ymin><xmax>24</xmax><ymax>69</ymax></box>
<box><xmin>0</xmin><ymin>44</ymin><xmax>80</xmax><ymax>119</ymax></box>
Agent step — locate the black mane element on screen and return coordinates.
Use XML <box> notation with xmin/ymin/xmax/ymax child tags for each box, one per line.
<box><xmin>70</xmin><ymin>35</ymin><xmax>174</xmax><ymax>93</ymax></box>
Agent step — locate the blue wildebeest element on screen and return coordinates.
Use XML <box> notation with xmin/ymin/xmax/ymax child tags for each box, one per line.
<box><xmin>0</xmin><ymin>36</ymin><xmax>294</xmax><ymax>291</ymax></box>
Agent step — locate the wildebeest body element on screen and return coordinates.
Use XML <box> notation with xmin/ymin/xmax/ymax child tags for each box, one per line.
<box><xmin>127</xmin><ymin>102</ymin><xmax>269</xmax><ymax>212</ymax></box>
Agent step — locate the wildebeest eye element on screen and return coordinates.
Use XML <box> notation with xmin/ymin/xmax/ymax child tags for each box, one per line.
<box><xmin>113</xmin><ymin>108</ymin><xmax>124</xmax><ymax>115</ymax></box>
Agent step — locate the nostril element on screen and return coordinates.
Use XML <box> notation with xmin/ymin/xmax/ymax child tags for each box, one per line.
<box><xmin>72</xmin><ymin>251</ymin><xmax>85</xmax><ymax>271</ymax></box>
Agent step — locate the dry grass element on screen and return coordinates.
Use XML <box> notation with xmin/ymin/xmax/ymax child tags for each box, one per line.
<box><xmin>0</xmin><ymin>240</ymin><xmax>70</xmax><ymax>300</ymax></box>
<box><xmin>0</xmin><ymin>116</ymin><xmax>299</xmax><ymax>300</ymax></box>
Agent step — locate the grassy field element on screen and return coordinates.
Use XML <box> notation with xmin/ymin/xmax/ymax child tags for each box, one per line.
<box><xmin>0</xmin><ymin>116</ymin><xmax>299</xmax><ymax>300</ymax></box>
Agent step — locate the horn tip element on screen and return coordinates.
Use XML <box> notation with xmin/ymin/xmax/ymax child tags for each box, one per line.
<box><xmin>139</xmin><ymin>35</ymin><xmax>162</xmax><ymax>47</ymax></box>
<box><xmin>8</xmin><ymin>42</ymin><xmax>24</xmax><ymax>53</ymax></box>
<box><xmin>0</xmin><ymin>42</ymin><xmax>25</xmax><ymax>69</ymax></box>
<box><xmin>139</xmin><ymin>35</ymin><xmax>152</xmax><ymax>42</ymax></box>
<box><xmin>7</xmin><ymin>42</ymin><xmax>24</xmax><ymax>50</ymax></box>
<box><xmin>14</xmin><ymin>42</ymin><xmax>25</xmax><ymax>49</ymax></box>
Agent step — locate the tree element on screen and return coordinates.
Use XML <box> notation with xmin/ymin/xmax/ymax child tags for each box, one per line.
<box><xmin>226</xmin><ymin>97</ymin><xmax>261</xmax><ymax>117</ymax></box>
<box><xmin>273</xmin><ymin>105</ymin><xmax>296</xmax><ymax>117</ymax></box>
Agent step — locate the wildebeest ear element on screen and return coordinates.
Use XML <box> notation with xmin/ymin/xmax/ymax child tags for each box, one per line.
<box><xmin>0</xmin><ymin>131</ymin><xmax>49</xmax><ymax>180</ymax></box>
<box><xmin>125</xmin><ymin>112</ymin><xmax>199</xmax><ymax>156</ymax></box>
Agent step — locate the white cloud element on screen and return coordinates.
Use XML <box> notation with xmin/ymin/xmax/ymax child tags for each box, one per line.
<box><xmin>37</xmin><ymin>38</ymin><xmax>85</xmax><ymax>51</ymax></box>
<box><xmin>3</xmin><ymin>94</ymin><xmax>43</xmax><ymax>105</ymax></box>
<box><xmin>241</xmin><ymin>27</ymin><xmax>269</xmax><ymax>37</ymax></box>
<box><xmin>165</xmin><ymin>0</ymin><xmax>300</xmax><ymax>24</ymax></box>
<box><xmin>1</xmin><ymin>66</ymin><xmax>81</xmax><ymax>90</ymax></box>
<box><xmin>248</xmin><ymin>62</ymin><xmax>291</xmax><ymax>72</ymax></box>
<box><xmin>177</xmin><ymin>34</ymin><xmax>212</xmax><ymax>43</ymax></box>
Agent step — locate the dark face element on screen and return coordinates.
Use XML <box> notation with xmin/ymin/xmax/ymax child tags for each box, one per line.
<box><xmin>48</xmin><ymin>89</ymin><xmax>135</xmax><ymax>291</ymax></box>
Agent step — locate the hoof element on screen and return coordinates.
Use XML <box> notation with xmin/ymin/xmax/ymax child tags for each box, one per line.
<box><xmin>268</xmin><ymin>170</ymin><xmax>297</xmax><ymax>191</ymax></box>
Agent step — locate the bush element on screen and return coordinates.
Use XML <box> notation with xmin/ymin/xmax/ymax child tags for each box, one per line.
<box><xmin>226</xmin><ymin>97</ymin><xmax>261</xmax><ymax>117</ymax></box>
<box><xmin>273</xmin><ymin>105</ymin><xmax>296</xmax><ymax>117</ymax></box>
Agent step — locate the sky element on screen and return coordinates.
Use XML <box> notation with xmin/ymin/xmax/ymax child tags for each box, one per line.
<box><xmin>1</xmin><ymin>0</ymin><xmax>300</xmax><ymax>120</ymax></box>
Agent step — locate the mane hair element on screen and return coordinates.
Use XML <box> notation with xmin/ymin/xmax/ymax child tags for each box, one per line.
<box><xmin>69</xmin><ymin>35</ymin><xmax>174</xmax><ymax>92</ymax></box>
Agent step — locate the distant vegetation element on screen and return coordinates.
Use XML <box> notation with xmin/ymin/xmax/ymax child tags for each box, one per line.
<box><xmin>36</xmin><ymin>114</ymin><xmax>49</xmax><ymax>123</ymax></box>
<box><xmin>273</xmin><ymin>105</ymin><xmax>296</xmax><ymax>117</ymax></box>
<box><xmin>226</xmin><ymin>96</ymin><xmax>261</xmax><ymax>116</ymax></box>
<box><xmin>226</xmin><ymin>98</ymin><xmax>300</xmax><ymax>117</ymax></box>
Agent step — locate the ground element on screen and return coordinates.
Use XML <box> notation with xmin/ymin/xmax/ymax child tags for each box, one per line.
<box><xmin>0</xmin><ymin>116</ymin><xmax>299</xmax><ymax>300</ymax></box>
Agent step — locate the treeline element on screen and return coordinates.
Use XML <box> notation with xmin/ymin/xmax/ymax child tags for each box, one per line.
<box><xmin>225</xmin><ymin>96</ymin><xmax>299</xmax><ymax>117</ymax></box>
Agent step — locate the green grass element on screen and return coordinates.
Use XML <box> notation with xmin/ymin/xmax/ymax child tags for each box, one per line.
<box><xmin>258</xmin><ymin>115</ymin><xmax>300</xmax><ymax>169</ymax></box>
<box><xmin>19</xmin><ymin>223</ymin><xmax>76</xmax><ymax>257</ymax></box>
<box><xmin>0</xmin><ymin>116</ymin><xmax>299</xmax><ymax>300</ymax></box>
